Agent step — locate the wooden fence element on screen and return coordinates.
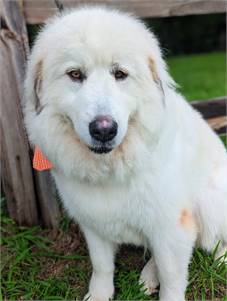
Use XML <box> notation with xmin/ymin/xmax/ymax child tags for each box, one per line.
<box><xmin>0</xmin><ymin>0</ymin><xmax>226</xmax><ymax>228</ymax></box>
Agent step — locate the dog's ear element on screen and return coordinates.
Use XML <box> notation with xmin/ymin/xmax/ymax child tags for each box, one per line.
<box><xmin>148</xmin><ymin>57</ymin><xmax>164</xmax><ymax>95</ymax></box>
<box><xmin>34</xmin><ymin>60</ymin><xmax>43</xmax><ymax>114</ymax></box>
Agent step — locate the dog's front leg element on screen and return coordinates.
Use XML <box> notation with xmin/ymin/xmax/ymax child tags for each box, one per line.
<box><xmin>82</xmin><ymin>226</ymin><xmax>116</xmax><ymax>301</ymax></box>
<box><xmin>151</xmin><ymin>223</ymin><xmax>196</xmax><ymax>301</ymax></box>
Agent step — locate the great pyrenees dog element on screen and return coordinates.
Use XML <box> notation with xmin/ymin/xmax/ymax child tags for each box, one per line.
<box><xmin>23</xmin><ymin>6</ymin><xmax>227</xmax><ymax>301</ymax></box>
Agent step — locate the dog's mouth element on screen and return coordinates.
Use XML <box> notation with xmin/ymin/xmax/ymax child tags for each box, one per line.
<box><xmin>88</xmin><ymin>140</ymin><xmax>114</xmax><ymax>154</ymax></box>
<box><xmin>89</xmin><ymin>146</ymin><xmax>113</xmax><ymax>154</ymax></box>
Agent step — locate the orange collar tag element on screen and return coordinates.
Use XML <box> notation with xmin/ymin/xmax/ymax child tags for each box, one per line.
<box><xmin>33</xmin><ymin>146</ymin><xmax>53</xmax><ymax>171</ymax></box>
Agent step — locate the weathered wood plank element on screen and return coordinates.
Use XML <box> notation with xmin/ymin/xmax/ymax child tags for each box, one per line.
<box><xmin>0</xmin><ymin>0</ymin><xmax>39</xmax><ymax>226</ymax></box>
<box><xmin>191</xmin><ymin>97</ymin><xmax>227</xmax><ymax>134</ymax></box>
<box><xmin>0</xmin><ymin>0</ymin><xmax>60</xmax><ymax>228</ymax></box>
<box><xmin>0</xmin><ymin>124</ymin><xmax>18</xmax><ymax>221</ymax></box>
<box><xmin>191</xmin><ymin>96</ymin><xmax>226</xmax><ymax>119</ymax></box>
<box><xmin>34</xmin><ymin>171</ymin><xmax>60</xmax><ymax>228</ymax></box>
<box><xmin>207</xmin><ymin>116</ymin><xmax>227</xmax><ymax>132</ymax></box>
<box><xmin>23</xmin><ymin>0</ymin><xmax>226</xmax><ymax>24</ymax></box>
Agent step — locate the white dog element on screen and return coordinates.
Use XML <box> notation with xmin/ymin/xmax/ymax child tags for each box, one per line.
<box><xmin>23</xmin><ymin>6</ymin><xmax>227</xmax><ymax>301</ymax></box>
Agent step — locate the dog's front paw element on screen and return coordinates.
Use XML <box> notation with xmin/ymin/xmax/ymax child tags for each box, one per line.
<box><xmin>139</xmin><ymin>258</ymin><xmax>159</xmax><ymax>295</ymax></box>
<box><xmin>84</xmin><ymin>272</ymin><xmax>114</xmax><ymax>301</ymax></box>
<box><xmin>84</xmin><ymin>292</ymin><xmax>112</xmax><ymax>301</ymax></box>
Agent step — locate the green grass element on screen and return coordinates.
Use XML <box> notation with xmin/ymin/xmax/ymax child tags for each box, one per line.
<box><xmin>220</xmin><ymin>134</ymin><xmax>227</xmax><ymax>146</ymax></box>
<box><xmin>167</xmin><ymin>52</ymin><xmax>226</xmax><ymax>101</ymax></box>
<box><xmin>1</xmin><ymin>208</ymin><xmax>227</xmax><ymax>300</ymax></box>
<box><xmin>1</xmin><ymin>52</ymin><xmax>227</xmax><ymax>300</ymax></box>
<box><xmin>1</xmin><ymin>210</ymin><xmax>88</xmax><ymax>300</ymax></box>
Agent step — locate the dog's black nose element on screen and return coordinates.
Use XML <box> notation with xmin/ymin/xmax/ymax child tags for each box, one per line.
<box><xmin>89</xmin><ymin>115</ymin><xmax>118</xmax><ymax>142</ymax></box>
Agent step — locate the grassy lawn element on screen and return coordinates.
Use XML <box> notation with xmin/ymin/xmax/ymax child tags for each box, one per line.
<box><xmin>167</xmin><ymin>51</ymin><xmax>226</xmax><ymax>101</ymax></box>
<box><xmin>1</xmin><ymin>209</ymin><xmax>226</xmax><ymax>301</ymax></box>
<box><xmin>1</xmin><ymin>52</ymin><xmax>226</xmax><ymax>300</ymax></box>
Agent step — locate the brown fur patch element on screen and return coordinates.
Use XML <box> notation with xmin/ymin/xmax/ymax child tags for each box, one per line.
<box><xmin>34</xmin><ymin>60</ymin><xmax>43</xmax><ymax>114</ymax></box>
<box><xmin>180</xmin><ymin>209</ymin><xmax>197</xmax><ymax>231</ymax></box>
<box><xmin>148</xmin><ymin>56</ymin><xmax>164</xmax><ymax>99</ymax></box>
<box><xmin>148</xmin><ymin>57</ymin><xmax>159</xmax><ymax>83</ymax></box>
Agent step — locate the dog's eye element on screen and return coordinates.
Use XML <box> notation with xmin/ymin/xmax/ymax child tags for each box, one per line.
<box><xmin>67</xmin><ymin>69</ymin><xmax>86</xmax><ymax>82</ymax></box>
<box><xmin>113</xmin><ymin>69</ymin><xmax>128</xmax><ymax>81</ymax></box>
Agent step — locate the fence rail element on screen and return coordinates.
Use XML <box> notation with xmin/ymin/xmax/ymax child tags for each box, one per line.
<box><xmin>0</xmin><ymin>0</ymin><xmax>226</xmax><ymax>228</ymax></box>
<box><xmin>23</xmin><ymin>0</ymin><xmax>226</xmax><ymax>24</ymax></box>
<box><xmin>191</xmin><ymin>97</ymin><xmax>227</xmax><ymax>134</ymax></box>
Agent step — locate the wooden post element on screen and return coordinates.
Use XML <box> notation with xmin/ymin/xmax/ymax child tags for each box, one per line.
<box><xmin>0</xmin><ymin>0</ymin><xmax>59</xmax><ymax>228</ymax></box>
<box><xmin>34</xmin><ymin>171</ymin><xmax>60</xmax><ymax>228</ymax></box>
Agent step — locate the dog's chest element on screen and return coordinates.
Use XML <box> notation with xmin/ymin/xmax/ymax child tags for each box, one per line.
<box><xmin>90</xmin><ymin>218</ymin><xmax>146</xmax><ymax>245</ymax></box>
<box><xmin>72</xmin><ymin>190</ymin><xmax>146</xmax><ymax>245</ymax></box>
<box><xmin>54</xmin><ymin>173</ymin><xmax>150</xmax><ymax>245</ymax></box>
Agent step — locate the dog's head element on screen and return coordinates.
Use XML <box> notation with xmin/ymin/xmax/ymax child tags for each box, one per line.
<box><xmin>24</xmin><ymin>7</ymin><xmax>175</xmax><ymax>179</ymax></box>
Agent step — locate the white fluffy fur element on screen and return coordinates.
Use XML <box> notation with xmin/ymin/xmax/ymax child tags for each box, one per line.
<box><xmin>23</xmin><ymin>7</ymin><xmax>227</xmax><ymax>301</ymax></box>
